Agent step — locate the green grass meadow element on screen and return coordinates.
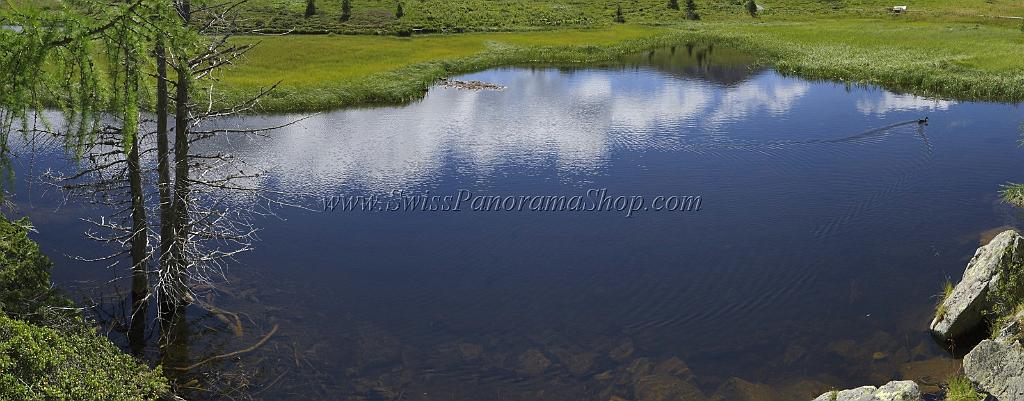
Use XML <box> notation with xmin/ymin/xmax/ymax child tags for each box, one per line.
<box><xmin>216</xmin><ymin>13</ymin><xmax>1024</xmax><ymax>111</ymax></box>
<box><xmin>13</xmin><ymin>0</ymin><xmax>1023</xmax><ymax>111</ymax></box>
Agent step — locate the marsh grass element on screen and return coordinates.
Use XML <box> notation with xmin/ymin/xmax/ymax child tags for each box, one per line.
<box><xmin>946</xmin><ymin>374</ymin><xmax>983</xmax><ymax>401</ymax></box>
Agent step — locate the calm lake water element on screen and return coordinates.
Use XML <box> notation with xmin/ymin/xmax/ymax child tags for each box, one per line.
<box><xmin>11</xmin><ymin>44</ymin><xmax>1024</xmax><ymax>400</ymax></box>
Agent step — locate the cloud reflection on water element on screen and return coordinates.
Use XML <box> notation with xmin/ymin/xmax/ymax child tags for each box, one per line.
<box><xmin>202</xmin><ymin>69</ymin><xmax>820</xmax><ymax>194</ymax></box>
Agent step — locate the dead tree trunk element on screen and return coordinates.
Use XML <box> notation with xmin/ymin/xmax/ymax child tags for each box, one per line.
<box><xmin>160</xmin><ymin>0</ymin><xmax>192</xmax><ymax>364</ymax></box>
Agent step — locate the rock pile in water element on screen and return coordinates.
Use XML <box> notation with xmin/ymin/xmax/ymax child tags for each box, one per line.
<box><xmin>438</xmin><ymin>79</ymin><xmax>507</xmax><ymax>91</ymax></box>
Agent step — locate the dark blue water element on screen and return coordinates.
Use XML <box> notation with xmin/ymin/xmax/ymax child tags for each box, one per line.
<box><xmin>10</xmin><ymin>46</ymin><xmax>1024</xmax><ymax>400</ymax></box>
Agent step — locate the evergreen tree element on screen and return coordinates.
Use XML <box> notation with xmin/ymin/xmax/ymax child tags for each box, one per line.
<box><xmin>685</xmin><ymin>0</ymin><xmax>699</xmax><ymax>20</ymax></box>
<box><xmin>746</xmin><ymin>0</ymin><xmax>757</xmax><ymax>17</ymax></box>
<box><xmin>305</xmin><ymin>0</ymin><xmax>316</xmax><ymax>17</ymax></box>
<box><xmin>341</xmin><ymin>0</ymin><xmax>351</xmax><ymax>21</ymax></box>
<box><xmin>396</xmin><ymin>2</ymin><xmax>404</xmax><ymax>18</ymax></box>
<box><xmin>668</xmin><ymin>0</ymin><xmax>679</xmax><ymax>10</ymax></box>
<box><xmin>614</xmin><ymin>4</ymin><xmax>625</xmax><ymax>23</ymax></box>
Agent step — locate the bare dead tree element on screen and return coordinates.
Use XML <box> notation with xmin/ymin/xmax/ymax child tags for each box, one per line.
<box><xmin>24</xmin><ymin>0</ymin><xmax>310</xmax><ymax>397</ymax></box>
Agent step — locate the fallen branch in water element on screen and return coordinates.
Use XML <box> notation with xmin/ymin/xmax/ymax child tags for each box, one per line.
<box><xmin>171</xmin><ymin>324</ymin><xmax>279</xmax><ymax>372</ymax></box>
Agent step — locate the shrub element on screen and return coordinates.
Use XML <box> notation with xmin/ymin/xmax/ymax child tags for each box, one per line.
<box><xmin>0</xmin><ymin>315</ymin><xmax>168</xmax><ymax>401</ymax></box>
<box><xmin>614</xmin><ymin>4</ymin><xmax>625</xmax><ymax>23</ymax></box>
<box><xmin>396</xmin><ymin>1</ymin><xmax>404</xmax><ymax>18</ymax></box>
<box><xmin>0</xmin><ymin>218</ymin><xmax>70</xmax><ymax>324</ymax></box>
<box><xmin>746</xmin><ymin>0</ymin><xmax>757</xmax><ymax>16</ymax></box>
<box><xmin>668</xmin><ymin>0</ymin><xmax>679</xmax><ymax>10</ymax></box>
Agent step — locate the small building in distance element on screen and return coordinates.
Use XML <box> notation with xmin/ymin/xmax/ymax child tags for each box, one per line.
<box><xmin>890</xmin><ymin>5</ymin><xmax>908</xmax><ymax>13</ymax></box>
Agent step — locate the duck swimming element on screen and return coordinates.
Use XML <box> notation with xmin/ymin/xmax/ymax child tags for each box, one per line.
<box><xmin>918</xmin><ymin>117</ymin><xmax>929</xmax><ymax>125</ymax></box>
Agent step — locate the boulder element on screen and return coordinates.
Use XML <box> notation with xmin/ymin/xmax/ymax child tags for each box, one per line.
<box><xmin>930</xmin><ymin>230</ymin><xmax>1024</xmax><ymax>341</ymax></box>
<box><xmin>811</xmin><ymin>380</ymin><xmax>921</xmax><ymax>401</ymax></box>
<box><xmin>963</xmin><ymin>339</ymin><xmax>1024</xmax><ymax>401</ymax></box>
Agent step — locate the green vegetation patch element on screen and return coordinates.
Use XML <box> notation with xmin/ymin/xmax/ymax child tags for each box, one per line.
<box><xmin>198</xmin><ymin>0</ymin><xmax>1024</xmax><ymax>34</ymax></box>
<box><xmin>217</xmin><ymin>25</ymin><xmax>685</xmax><ymax>110</ymax></box>
<box><xmin>935</xmin><ymin>277</ymin><xmax>954</xmax><ymax>321</ymax></box>
<box><xmin>214</xmin><ymin>17</ymin><xmax>1024</xmax><ymax>112</ymax></box>
<box><xmin>946</xmin><ymin>374</ymin><xmax>983</xmax><ymax>401</ymax></box>
<box><xmin>0</xmin><ymin>217</ymin><xmax>169</xmax><ymax>401</ymax></box>
<box><xmin>0</xmin><ymin>315</ymin><xmax>167</xmax><ymax>401</ymax></box>
<box><xmin>0</xmin><ymin>218</ymin><xmax>70</xmax><ymax>324</ymax></box>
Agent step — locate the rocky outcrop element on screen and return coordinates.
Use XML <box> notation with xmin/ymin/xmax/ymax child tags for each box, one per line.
<box><xmin>812</xmin><ymin>381</ymin><xmax>921</xmax><ymax>401</ymax></box>
<box><xmin>930</xmin><ymin>230</ymin><xmax>1024</xmax><ymax>341</ymax></box>
<box><xmin>963</xmin><ymin>339</ymin><xmax>1024</xmax><ymax>401</ymax></box>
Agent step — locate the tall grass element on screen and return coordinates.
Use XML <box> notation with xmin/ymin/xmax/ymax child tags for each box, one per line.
<box><xmin>935</xmin><ymin>277</ymin><xmax>954</xmax><ymax>321</ymax></box>
<box><xmin>946</xmin><ymin>374</ymin><xmax>983</xmax><ymax>401</ymax></box>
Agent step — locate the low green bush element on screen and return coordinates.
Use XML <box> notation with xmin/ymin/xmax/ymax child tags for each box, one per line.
<box><xmin>0</xmin><ymin>217</ymin><xmax>71</xmax><ymax>324</ymax></box>
<box><xmin>0</xmin><ymin>315</ymin><xmax>168</xmax><ymax>401</ymax></box>
<box><xmin>0</xmin><ymin>216</ymin><xmax>169</xmax><ymax>401</ymax></box>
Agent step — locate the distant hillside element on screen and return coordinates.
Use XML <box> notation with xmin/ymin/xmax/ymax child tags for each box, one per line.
<box><xmin>208</xmin><ymin>0</ymin><xmax>1024</xmax><ymax>34</ymax></box>
<box><xmin>7</xmin><ymin>0</ymin><xmax>1022</xmax><ymax>34</ymax></box>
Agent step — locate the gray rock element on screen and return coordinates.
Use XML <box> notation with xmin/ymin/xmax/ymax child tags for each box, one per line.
<box><xmin>930</xmin><ymin>230</ymin><xmax>1024</xmax><ymax>341</ymax></box>
<box><xmin>811</xmin><ymin>381</ymin><xmax>921</xmax><ymax>401</ymax></box>
<box><xmin>964</xmin><ymin>339</ymin><xmax>1024</xmax><ymax>401</ymax></box>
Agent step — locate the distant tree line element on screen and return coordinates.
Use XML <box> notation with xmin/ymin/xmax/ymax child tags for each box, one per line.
<box><xmin>303</xmin><ymin>0</ymin><xmax>403</xmax><ymax>21</ymax></box>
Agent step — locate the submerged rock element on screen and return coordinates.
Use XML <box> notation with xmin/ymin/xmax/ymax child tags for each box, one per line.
<box><xmin>653</xmin><ymin>357</ymin><xmax>692</xmax><ymax>378</ymax></box>
<box><xmin>609</xmin><ymin>339</ymin><xmax>636</xmax><ymax>362</ymax></box>
<box><xmin>963</xmin><ymin>339</ymin><xmax>1024</xmax><ymax>401</ymax></box>
<box><xmin>812</xmin><ymin>380</ymin><xmax>921</xmax><ymax>401</ymax></box>
<box><xmin>930</xmin><ymin>230</ymin><xmax>1024</xmax><ymax>341</ymax></box>
<box><xmin>709</xmin><ymin>377</ymin><xmax>776</xmax><ymax>401</ymax></box>
<box><xmin>517</xmin><ymin>348</ymin><xmax>552</xmax><ymax>376</ymax></box>
<box><xmin>633</xmin><ymin>374</ymin><xmax>706</xmax><ymax>401</ymax></box>
<box><xmin>550</xmin><ymin>347</ymin><xmax>598</xmax><ymax>376</ymax></box>
<box><xmin>898</xmin><ymin>357</ymin><xmax>960</xmax><ymax>394</ymax></box>
<box><xmin>776</xmin><ymin>380</ymin><xmax>831</xmax><ymax>401</ymax></box>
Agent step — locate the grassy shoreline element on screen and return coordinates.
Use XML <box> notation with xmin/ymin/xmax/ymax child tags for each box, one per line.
<box><xmin>219</xmin><ymin>18</ymin><xmax>1024</xmax><ymax>113</ymax></box>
